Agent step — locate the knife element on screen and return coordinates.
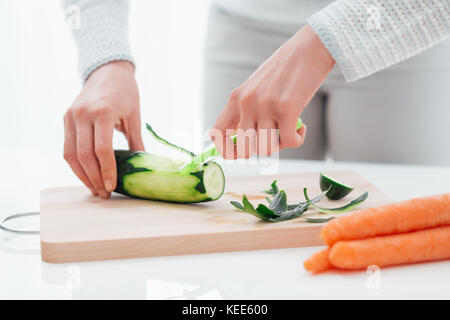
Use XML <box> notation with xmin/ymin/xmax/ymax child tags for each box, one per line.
<box><xmin>178</xmin><ymin>118</ymin><xmax>303</xmax><ymax>176</ymax></box>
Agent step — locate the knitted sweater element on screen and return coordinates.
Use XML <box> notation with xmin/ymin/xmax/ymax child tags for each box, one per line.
<box><xmin>212</xmin><ymin>0</ymin><xmax>332</xmax><ymax>25</ymax></box>
<box><xmin>63</xmin><ymin>0</ymin><xmax>450</xmax><ymax>82</ymax></box>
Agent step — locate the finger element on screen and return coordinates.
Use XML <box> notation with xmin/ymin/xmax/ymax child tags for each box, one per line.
<box><xmin>211</xmin><ymin>104</ymin><xmax>239</xmax><ymax>160</ymax></box>
<box><xmin>94</xmin><ymin>115</ymin><xmax>117</xmax><ymax>193</ymax></box>
<box><xmin>297</xmin><ymin>123</ymin><xmax>307</xmax><ymax>146</ymax></box>
<box><xmin>76</xmin><ymin>121</ymin><xmax>109</xmax><ymax>199</ymax></box>
<box><xmin>63</xmin><ymin>112</ymin><xmax>96</xmax><ymax>195</ymax></box>
<box><xmin>278</xmin><ymin>117</ymin><xmax>303</xmax><ymax>150</ymax></box>
<box><xmin>236</xmin><ymin>119</ymin><xmax>257</xmax><ymax>159</ymax></box>
<box><xmin>256</xmin><ymin>120</ymin><xmax>278</xmax><ymax>156</ymax></box>
<box><xmin>209</xmin><ymin>127</ymin><xmax>236</xmax><ymax>160</ymax></box>
<box><xmin>126</xmin><ymin>116</ymin><xmax>145</xmax><ymax>151</ymax></box>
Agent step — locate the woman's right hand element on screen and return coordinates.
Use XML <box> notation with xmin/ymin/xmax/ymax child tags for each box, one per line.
<box><xmin>63</xmin><ymin>61</ymin><xmax>144</xmax><ymax>199</ymax></box>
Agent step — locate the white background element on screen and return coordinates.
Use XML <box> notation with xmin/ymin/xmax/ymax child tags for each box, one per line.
<box><xmin>0</xmin><ymin>0</ymin><xmax>211</xmax><ymax>155</ymax></box>
<box><xmin>1</xmin><ymin>1</ymin><xmax>449</xmax><ymax>299</ymax></box>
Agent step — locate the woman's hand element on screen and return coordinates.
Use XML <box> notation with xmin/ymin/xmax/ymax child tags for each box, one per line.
<box><xmin>211</xmin><ymin>24</ymin><xmax>335</xmax><ymax>159</ymax></box>
<box><xmin>63</xmin><ymin>61</ymin><xmax>144</xmax><ymax>198</ymax></box>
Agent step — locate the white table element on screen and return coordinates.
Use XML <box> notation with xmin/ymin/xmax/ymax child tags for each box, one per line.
<box><xmin>1</xmin><ymin>149</ymin><xmax>449</xmax><ymax>299</ymax></box>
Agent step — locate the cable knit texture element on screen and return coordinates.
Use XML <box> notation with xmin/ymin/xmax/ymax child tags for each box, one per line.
<box><xmin>63</xmin><ymin>0</ymin><xmax>450</xmax><ymax>83</ymax></box>
<box><xmin>62</xmin><ymin>0</ymin><xmax>134</xmax><ymax>82</ymax></box>
<box><xmin>308</xmin><ymin>0</ymin><xmax>450</xmax><ymax>82</ymax></box>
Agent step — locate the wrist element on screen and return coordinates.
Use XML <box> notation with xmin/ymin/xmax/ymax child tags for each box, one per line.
<box><xmin>107</xmin><ymin>60</ymin><xmax>135</xmax><ymax>72</ymax></box>
<box><xmin>87</xmin><ymin>60</ymin><xmax>135</xmax><ymax>83</ymax></box>
<box><xmin>301</xmin><ymin>24</ymin><xmax>335</xmax><ymax>72</ymax></box>
<box><xmin>286</xmin><ymin>24</ymin><xmax>335</xmax><ymax>90</ymax></box>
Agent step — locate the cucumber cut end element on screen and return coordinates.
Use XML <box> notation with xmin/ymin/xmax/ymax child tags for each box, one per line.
<box><xmin>320</xmin><ymin>173</ymin><xmax>354</xmax><ymax>200</ymax></box>
<box><xmin>202</xmin><ymin>162</ymin><xmax>225</xmax><ymax>201</ymax></box>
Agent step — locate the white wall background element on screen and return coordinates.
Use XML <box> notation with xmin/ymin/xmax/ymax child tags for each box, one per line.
<box><xmin>0</xmin><ymin>0</ymin><xmax>211</xmax><ymax>156</ymax></box>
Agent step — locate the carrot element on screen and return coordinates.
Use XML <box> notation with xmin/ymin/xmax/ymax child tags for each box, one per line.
<box><xmin>303</xmin><ymin>248</ymin><xmax>331</xmax><ymax>273</ymax></box>
<box><xmin>322</xmin><ymin>193</ymin><xmax>450</xmax><ymax>246</ymax></box>
<box><xmin>328</xmin><ymin>225</ymin><xmax>450</xmax><ymax>270</ymax></box>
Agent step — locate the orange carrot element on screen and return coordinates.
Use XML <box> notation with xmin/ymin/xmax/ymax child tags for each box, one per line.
<box><xmin>322</xmin><ymin>193</ymin><xmax>450</xmax><ymax>246</ymax></box>
<box><xmin>303</xmin><ymin>248</ymin><xmax>331</xmax><ymax>273</ymax></box>
<box><xmin>328</xmin><ymin>225</ymin><xmax>450</xmax><ymax>270</ymax></box>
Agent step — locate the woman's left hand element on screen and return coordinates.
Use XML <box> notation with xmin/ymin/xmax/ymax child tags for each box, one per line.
<box><xmin>210</xmin><ymin>24</ymin><xmax>335</xmax><ymax>159</ymax></box>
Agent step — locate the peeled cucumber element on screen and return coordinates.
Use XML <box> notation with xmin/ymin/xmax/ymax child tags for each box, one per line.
<box><xmin>114</xmin><ymin>150</ymin><xmax>225</xmax><ymax>203</ymax></box>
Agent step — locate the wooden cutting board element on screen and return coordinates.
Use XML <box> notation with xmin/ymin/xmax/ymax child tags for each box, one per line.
<box><xmin>40</xmin><ymin>171</ymin><xmax>391</xmax><ymax>263</ymax></box>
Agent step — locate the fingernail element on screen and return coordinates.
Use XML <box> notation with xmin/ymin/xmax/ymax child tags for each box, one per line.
<box><xmin>104</xmin><ymin>180</ymin><xmax>113</xmax><ymax>192</ymax></box>
<box><xmin>99</xmin><ymin>190</ymin><xmax>108</xmax><ymax>199</ymax></box>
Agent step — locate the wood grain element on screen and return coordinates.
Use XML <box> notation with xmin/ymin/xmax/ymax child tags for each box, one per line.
<box><xmin>40</xmin><ymin>171</ymin><xmax>391</xmax><ymax>263</ymax></box>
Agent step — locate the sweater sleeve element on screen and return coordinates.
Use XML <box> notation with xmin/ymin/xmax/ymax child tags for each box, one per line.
<box><xmin>308</xmin><ymin>0</ymin><xmax>450</xmax><ymax>82</ymax></box>
<box><xmin>62</xmin><ymin>0</ymin><xmax>134</xmax><ymax>82</ymax></box>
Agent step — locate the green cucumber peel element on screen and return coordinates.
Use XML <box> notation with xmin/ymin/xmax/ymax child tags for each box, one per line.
<box><xmin>146</xmin><ymin>123</ymin><xmax>196</xmax><ymax>158</ymax></box>
<box><xmin>303</xmin><ymin>188</ymin><xmax>369</xmax><ymax>214</ymax></box>
<box><xmin>178</xmin><ymin>145</ymin><xmax>221</xmax><ymax>176</ymax></box>
<box><xmin>263</xmin><ymin>180</ymin><xmax>279</xmax><ymax>195</ymax></box>
<box><xmin>302</xmin><ymin>217</ymin><xmax>335</xmax><ymax>223</ymax></box>
<box><xmin>269</xmin><ymin>190</ymin><xmax>288</xmax><ymax>213</ymax></box>
<box><xmin>230</xmin><ymin>201</ymin><xmax>245</xmax><ymax>211</ymax></box>
<box><xmin>230</xmin><ymin>179</ymin><xmax>327</xmax><ymax>223</ymax></box>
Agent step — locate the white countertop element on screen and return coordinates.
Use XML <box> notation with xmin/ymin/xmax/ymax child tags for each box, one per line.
<box><xmin>1</xmin><ymin>149</ymin><xmax>449</xmax><ymax>299</ymax></box>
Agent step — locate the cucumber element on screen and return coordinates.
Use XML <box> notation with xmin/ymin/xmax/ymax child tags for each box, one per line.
<box><xmin>114</xmin><ymin>150</ymin><xmax>225</xmax><ymax>203</ymax></box>
<box><xmin>319</xmin><ymin>173</ymin><xmax>354</xmax><ymax>200</ymax></box>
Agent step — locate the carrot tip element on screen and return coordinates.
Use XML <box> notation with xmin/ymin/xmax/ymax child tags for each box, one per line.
<box><xmin>304</xmin><ymin>248</ymin><xmax>332</xmax><ymax>274</ymax></box>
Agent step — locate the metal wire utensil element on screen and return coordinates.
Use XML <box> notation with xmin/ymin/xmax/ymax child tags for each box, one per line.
<box><xmin>0</xmin><ymin>212</ymin><xmax>40</xmax><ymax>235</ymax></box>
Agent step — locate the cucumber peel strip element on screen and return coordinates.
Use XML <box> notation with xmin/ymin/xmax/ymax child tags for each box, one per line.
<box><xmin>263</xmin><ymin>180</ymin><xmax>279</xmax><ymax>195</ymax></box>
<box><xmin>302</xmin><ymin>217</ymin><xmax>335</xmax><ymax>223</ymax></box>
<box><xmin>178</xmin><ymin>143</ymin><xmax>224</xmax><ymax>176</ymax></box>
<box><xmin>230</xmin><ymin>178</ymin><xmax>368</xmax><ymax>223</ymax></box>
<box><xmin>146</xmin><ymin>123</ymin><xmax>196</xmax><ymax>158</ymax></box>
<box><xmin>303</xmin><ymin>188</ymin><xmax>369</xmax><ymax>214</ymax></box>
<box><xmin>230</xmin><ymin>180</ymin><xmax>327</xmax><ymax>222</ymax></box>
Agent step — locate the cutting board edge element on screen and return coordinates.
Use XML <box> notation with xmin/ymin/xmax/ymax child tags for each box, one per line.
<box><xmin>40</xmin><ymin>225</ymin><xmax>325</xmax><ymax>263</ymax></box>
